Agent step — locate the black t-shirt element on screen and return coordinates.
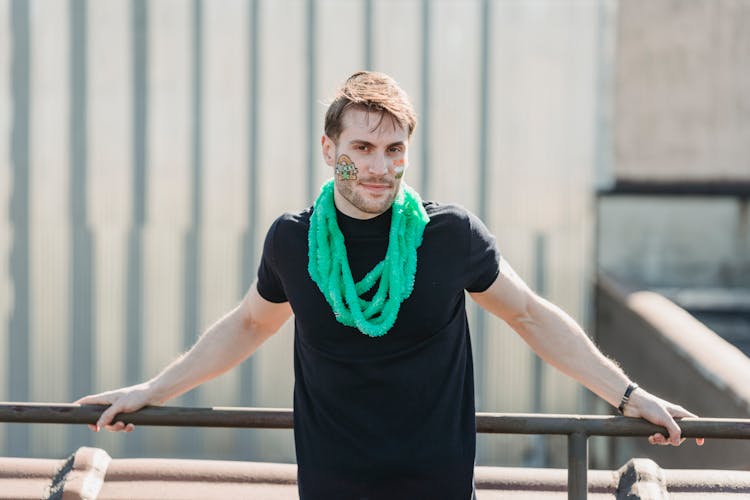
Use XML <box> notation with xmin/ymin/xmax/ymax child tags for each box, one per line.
<box><xmin>257</xmin><ymin>201</ymin><xmax>500</xmax><ymax>500</ymax></box>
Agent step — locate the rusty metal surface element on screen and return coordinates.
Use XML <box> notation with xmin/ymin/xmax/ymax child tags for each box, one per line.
<box><xmin>2</xmin><ymin>403</ymin><xmax>749</xmax><ymax>440</ymax></box>
<box><xmin>4</xmin><ymin>453</ymin><xmax>750</xmax><ymax>500</ymax></box>
<box><xmin>474</xmin><ymin>412</ymin><xmax>750</xmax><ymax>439</ymax></box>
<box><xmin>0</xmin><ymin>403</ymin><xmax>294</xmax><ymax>429</ymax></box>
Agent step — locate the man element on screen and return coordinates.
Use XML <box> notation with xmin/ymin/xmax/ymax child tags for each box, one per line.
<box><xmin>77</xmin><ymin>71</ymin><xmax>702</xmax><ymax>499</ymax></box>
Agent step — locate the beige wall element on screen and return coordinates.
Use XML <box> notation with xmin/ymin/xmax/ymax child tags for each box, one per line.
<box><xmin>615</xmin><ymin>0</ymin><xmax>750</xmax><ymax>182</ymax></box>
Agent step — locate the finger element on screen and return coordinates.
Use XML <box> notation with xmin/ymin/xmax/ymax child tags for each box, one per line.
<box><xmin>671</xmin><ymin>408</ymin><xmax>703</xmax><ymax>446</ymax></box>
<box><xmin>649</xmin><ymin>433</ymin><xmax>683</xmax><ymax>446</ymax></box>
<box><xmin>105</xmin><ymin>420</ymin><xmax>130</xmax><ymax>432</ymax></box>
<box><xmin>96</xmin><ymin>404</ymin><xmax>122</xmax><ymax>430</ymax></box>
<box><xmin>77</xmin><ymin>397</ymin><xmax>113</xmax><ymax>430</ymax></box>
<box><xmin>669</xmin><ymin>407</ymin><xmax>703</xmax><ymax>445</ymax></box>
<box><xmin>649</xmin><ymin>433</ymin><xmax>669</xmax><ymax>445</ymax></box>
<box><xmin>669</xmin><ymin>405</ymin><xmax>698</xmax><ymax>419</ymax></box>
<box><xmin>75</xmin><ymin>395</ymin><xmax>111</xmax><ymax>406</ymax></box>
<box><xmin>104</xmin><ymin>421</ymin><xmax>126</xmax><ymax>432</ymax></box>
<box><xmin>662</xmin><ymin>417</ymin><xmax>683</xmax><ymax>445</ymax></box>
<box><xmin>114</xmin><ymin>422</ymin><xmax>135</xmax><ymax>432</ymax></box>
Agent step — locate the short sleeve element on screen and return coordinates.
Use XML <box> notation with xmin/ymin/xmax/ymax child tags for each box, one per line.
<box><xmin>464</xmin><ymin>210</ymin><xmax>501</xmax><ymax>293</ymax></box>
<box><xmin>256</xmin><ymin>218</ymin><xmax>289</xmax><ymax>303</ymax></box>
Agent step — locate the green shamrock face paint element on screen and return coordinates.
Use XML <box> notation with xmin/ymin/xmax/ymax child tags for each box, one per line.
<box><xmin>336</xmin><ymin>154</ymin><xmax>358</xmax><ymax>180</ymax></box>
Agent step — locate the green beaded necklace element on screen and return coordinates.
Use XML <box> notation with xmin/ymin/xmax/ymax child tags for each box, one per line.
<box><xmin>308</xmin><ymin>179</ymin><xmax>430</xmax><ymax>337</ymax></box>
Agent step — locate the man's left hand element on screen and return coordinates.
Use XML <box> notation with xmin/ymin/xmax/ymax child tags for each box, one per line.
<box><xmin>623</xmin><ymin>389</ymin><xmax>705</xmax><ymax>446</ymax></box>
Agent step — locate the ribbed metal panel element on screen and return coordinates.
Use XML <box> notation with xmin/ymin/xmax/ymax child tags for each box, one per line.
<box><xmin>1</xmin><ymin>0</ymin><xmax>601</xmax><ymax>467</ymax></box>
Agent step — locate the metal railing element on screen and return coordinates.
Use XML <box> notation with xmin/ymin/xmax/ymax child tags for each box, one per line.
<box><xmin>2</xmin><ymin>403</ymin><xmax>750</xmax><ymax>499</ymax></box>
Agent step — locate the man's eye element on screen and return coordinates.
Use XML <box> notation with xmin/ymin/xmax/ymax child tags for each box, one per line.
<box><xmin>389</xmin><ymin>147</ymin><xmax>403</xmax><ymax>153</ymax></box>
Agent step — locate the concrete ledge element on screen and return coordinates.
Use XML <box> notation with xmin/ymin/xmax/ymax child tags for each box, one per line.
<box><xmin>102</xmin><ymin>457</ymin><xmax>297</xmax><ymax>484</ymax></box>
<box><xmin>596</xmin><ymin>273</ymin><xmax>750</xmax><ymax>469</ymax></box>
<box><xmin>598</xmin><ymin>273</ymin><xmax>750</xmax><ymax>409</ymax></box>
<box><xmin>5</xmin><ymin>451</ymin><xmax>750</xmax><ymax>499</ymax></box>
<box><xmin>666</xmin><ymin>469</ymin><xmax>750</xmax><ymax>493</ymax></box>
<box><xmin>0</xmin><ymin>457</ymin><xmax>62</xmax><ymax>500</ymax></box>
<box><xmin>624</xmin><ymin>287</ymin><xmax>750</xmax><ymax>411</ymax></box>
<box><xmin>475</xmin><ymin>465</ymin><xmax>617</xmax><ymax>493</ymax></box>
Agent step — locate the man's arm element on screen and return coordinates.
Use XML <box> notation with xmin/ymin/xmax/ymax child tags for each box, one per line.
<box><xmin>75</xmin><ymin>281</ymin><xmax>293</xmax><ymax>432</ymax></box>
<box><xmin>470</xmin><ymin>258</ymin><xmax>703</xmax><ymax>446</ymax></box>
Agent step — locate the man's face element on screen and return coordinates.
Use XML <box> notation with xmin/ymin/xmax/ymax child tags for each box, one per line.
<box><xmin>321</xmin><ymin>107</ymin><xmax>409</xmax><ymax>219</ymax></box>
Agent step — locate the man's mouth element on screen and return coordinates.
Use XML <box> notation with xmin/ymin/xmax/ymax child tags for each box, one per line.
<box><xmin>359</xmin><ymin>181</ymin><xmax>392</xmax><ymax>192</ymax></box>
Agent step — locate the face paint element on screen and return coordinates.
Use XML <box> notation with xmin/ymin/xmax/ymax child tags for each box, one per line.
<box><xmin>393</xmin><ymin>158</ymin><xmax>406</xmax><ymax>179</ymax></box>
<box><xmin>335</xmin><ymin>154</ymin><xmax>358</xmax><ymax>181</ymax></box>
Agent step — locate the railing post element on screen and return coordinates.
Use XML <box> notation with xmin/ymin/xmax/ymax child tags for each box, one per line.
<box><xmin>567</xmin><ymin>431</ymin><xmax>588</xmax><ymax>500</ymax></box>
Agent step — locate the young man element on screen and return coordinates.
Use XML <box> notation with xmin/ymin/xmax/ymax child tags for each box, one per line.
<box><xmin>77</xmin><ymin>71</ymin><xmax>701</xmax><ymax>499</ymax></box>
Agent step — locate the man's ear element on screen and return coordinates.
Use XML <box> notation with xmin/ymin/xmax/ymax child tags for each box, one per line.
<box><xmin>321</xmin><ymin>135</ymin><xmax>336</xmax><ymax>167</ymax></box>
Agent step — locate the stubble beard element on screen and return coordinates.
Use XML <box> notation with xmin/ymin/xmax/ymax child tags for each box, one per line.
<box><xmin>335</xmin><ymin>177</ymin><xmax>401</xmax><ymax>216</ymax></box>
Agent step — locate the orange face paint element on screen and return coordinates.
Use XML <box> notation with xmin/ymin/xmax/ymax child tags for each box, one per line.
<box><xmin>393</xmin><ymin>158</ymin><xmax>406</xmax><ymax>178</ymax></box>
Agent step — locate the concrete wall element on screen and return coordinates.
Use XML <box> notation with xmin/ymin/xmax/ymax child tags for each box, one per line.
<box><xmin>597</xmin><ymin>1</ymin><xmax>750</xmax><ymax>471</ymax></box>
<box><xmin>615</xmin><ymin>0</ymin><xmax>750</xmax><ymax>182</ymax></box>
<box><xmin>598</xmin><ymin>196</ymin><xmax>750</xmax><ymax>288</ymax></box>
<box><xmin>595</xmin><ymin>273</ymin><xmax>750</xmax><ymax>470</ymax></box>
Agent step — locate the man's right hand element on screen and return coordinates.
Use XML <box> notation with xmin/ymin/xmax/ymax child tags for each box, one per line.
<box><xmin>74</xmin><ymin>383</ymin><xmax>158</xmax><ymax>433</ymax></box>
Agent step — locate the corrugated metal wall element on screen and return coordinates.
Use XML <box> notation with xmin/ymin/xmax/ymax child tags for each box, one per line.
<box><xmin>0</xmin><ymin>0</ymin><xmax>606</xmax><ymax>467</ymax></box>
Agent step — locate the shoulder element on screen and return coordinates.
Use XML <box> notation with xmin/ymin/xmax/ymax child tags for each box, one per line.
<box><xmin>423</xmin><ymin>200</ymin><xmax>497</xmax><ymax>249</ymax></box>
<box><xmin>423</xmin><ymin>201</ymin><xmax>480</xmax><ymax>230</ymax></box>
<box><xmin>261</xmin><ymin>208</ymin><xmax>313</xmax><ymax>259</ymax></box>
<box><xmin>424</xmin><ymin>200</ymin><xmax>471</xmax><ymax>219</ymax></box>
<box><xmin>267</xmin><ymin>207</ymin><xmax>313</xmax><ymax>235</ymax></box>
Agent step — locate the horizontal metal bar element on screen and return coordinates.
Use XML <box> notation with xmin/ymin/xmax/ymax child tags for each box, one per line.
<box><xmin>0</xmin><ymin>403</ymin><xmax>293</xmax><ymax>429</ymax></box>
<box><xmin>2</xmin><ymin>404</ymin><xmax>750</xmax><ymax>439</ymax></box>
<box><xmin>475</xmin><ymin>412</ymin><xmax>750</xmax><ymax>439</ymax></box>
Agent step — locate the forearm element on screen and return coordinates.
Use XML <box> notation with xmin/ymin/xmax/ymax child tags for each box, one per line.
<box><xmin>509</xmin><ymin>295</ymin><xmax>629</xmax><ymax>409</ymax></box>
<box><xmin>146</xmin><ymin>305</ymin><xmax>269</xmax><ymax>403</ymax></box>
<box><xmin>472</xmin><ymin>264</ymin><xmax>700</xmax><ymax>446</ymax></box>
<box><xmin>76</xmin><ymin>283</ymin><xmax>291</xmax><ymax>432</ymax></box>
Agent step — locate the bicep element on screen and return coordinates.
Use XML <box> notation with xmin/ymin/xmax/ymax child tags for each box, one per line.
<box><xmin>239</xmin><ymin>281</ymin><xmax>293</xmax><ymax>339</ymax></box>
<box><xmin>469</xmin><ymin>257</ymin><xmax>537</xmax><ymax>325</ymax></box>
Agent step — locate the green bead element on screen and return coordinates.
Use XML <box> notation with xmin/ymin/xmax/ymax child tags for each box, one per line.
<box><xmin>307</xmin><ymin>179</ymin><xmax>429</xmax><ymax>337</ymax></box>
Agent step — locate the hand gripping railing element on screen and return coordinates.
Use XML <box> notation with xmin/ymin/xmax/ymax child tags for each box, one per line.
<box><xmin>2</xmin><ymin>403</ymin><xmax>750</xmax><ymax>500</ymax></box>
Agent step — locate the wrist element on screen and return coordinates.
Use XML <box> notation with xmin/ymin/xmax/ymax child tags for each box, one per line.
<box><xmin>143</xmin><ymin>379</ymin><xmax>170</xmax><ymax>405</ymax></box>
<box><xmin>618</xmin><ymin>382</ymin><xmax>639</xmax><ymax>415</ymax></box>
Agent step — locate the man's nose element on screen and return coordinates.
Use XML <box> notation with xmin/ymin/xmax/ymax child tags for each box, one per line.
<box><xmin>368</xmin><ymin>154</ymin><xmax>389</xmax><ymax>175</ymax></box>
